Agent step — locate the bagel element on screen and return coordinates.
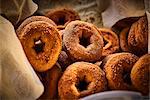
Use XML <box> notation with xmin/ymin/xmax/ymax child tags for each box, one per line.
<box><xmin>58</xmin><ymin>62</ymin><xmax>107</xmax><ymax>99</ymax></box>
<box><xmin>103</xmin><ymin>53</ymin><xmax>139</xmax><ymax>90</ymax></box>
<box><xmin>98</xmin><ymin>28</ymin><xmax>119</xmax><ymax>57</ymax></box>
<box><xmin>120</xmin><ymin>16</ymin><xmax>148</xmax><ymax>56</ymax></box>
<box><xmin>131</xmin><ymin>54</ymin><xmax>150</xmax><ymax>95</ymax></box>
<box><xmin>17</xmin><ymin>21</ymin><xmax>62</xmax><ymax>72</ymax></box>
<box><xmin>128</xmin><ymin>16</ymin><xmax>148</xmax><ymax>55</ymax></box>
<box><xmin>45</xmin><ymin>8</ymin><xmax>80</xmax><ymax>30</ymax></box>
<box><xmin>63</xmin><ymin>21</ymin><xmax>104</xmax><ymax>62</ymax></box>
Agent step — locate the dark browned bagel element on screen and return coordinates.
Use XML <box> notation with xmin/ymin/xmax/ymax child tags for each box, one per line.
<box><xmin>103</xmin><ymin>53</ymin><xmax>139</xmax><ymax>90</ymax></box>
<box><xmin>18</xmin><ymin>21</ymin><xmax>62</xmax><ymax>72</ymax></box>
<box><xmin>120</xmin><ymin>16</ymin><xmax>148</xmax><ymax>56</ymax></box>
<box><xmin>128</xmin><ymin>16</ymin><xmax>148</xmax><ymax>55</ymax></box>
<box><xmin>45</xmin><ymin>8</ymin><xmax>80</xmax><ymax>30</ymax></box>
<box><xmin>16</xmin><ymin>16</ymin><xmax>56</xmax><ymax>36</ymax></box>
<box><xmin>99</xmin><ymin>28</ymin><xmax>119</xmax><ymax>57</ymax></box>
<box><xmin>58</xmin><ymin>51</ymin><xmax>72</xmax><ymax>71</ymax></box>
<box><xmin>58</xmin><ymin>62</ymin><xmax>107</xmax><ymax>99</ymax></box>
<box><xmin>63</xmin><ymin>20</ymin><xmax>104</xmax><ymax>62</ymax></box>
<box><xmin>131</xmin><ymin>54</ymin><xmax>150</xmax><ymax>95</ymax></box>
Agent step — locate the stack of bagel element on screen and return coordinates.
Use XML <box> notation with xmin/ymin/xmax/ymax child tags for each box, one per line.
<box><xmin>16</xmin><ymin>7</ymin><xmax>149</xmax><ymax>100</ymax></box>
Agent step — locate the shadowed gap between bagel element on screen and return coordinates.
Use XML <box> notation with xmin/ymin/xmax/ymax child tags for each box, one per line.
<box><xmin>55</xmin><ymin>15</ymin><xmax>66</xmax><ymax>25</ymax></box>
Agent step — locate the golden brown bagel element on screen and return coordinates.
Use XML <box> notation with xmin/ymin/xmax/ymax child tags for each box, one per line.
<box><xmin>103</xmin><ymin>53</ymin><xmax>139</xmax><ymax>90</ymax></box>
<box><xmin>18</xmin><ymin>21</ymin><xmax>62</xmax><ymax>72</ymax></box>
<box><xmin>58</xmin><ymin>62</ymin><xmax>107</xmax><ymax>99</ymax></box>
<box><xmin>63</xmin><ymin>21</ymin><xmax>104</xmax><ymax>62</ymax></box>
<box><xmin>131</xmin><ymin>54</ymin><xmax>150</xmax><ymax>95</ymax></box>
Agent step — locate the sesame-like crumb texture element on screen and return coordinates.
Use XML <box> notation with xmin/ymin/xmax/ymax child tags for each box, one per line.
<box><xmin>58</xmin><ymin>62</ymin><xmax>107</xmax><ymax>100</ymax></box>
<box><xmin>104</xmin><ymin>53</ymin><xmax>139</xmax><ymax>90</ymax></box>
<box><xmin>18</xmin><ymin>21</ymin><xmax>62</xmax><ymax>72</ymax></box>
<box><xmin>63</xmin><ymin>21</ymin><xmax>104</xmax><ymax>62</ymax></box>
<box><xmin>120</xmin><ymin>16</ymin><xmax>148</xmax><ymax>56</ymax></box>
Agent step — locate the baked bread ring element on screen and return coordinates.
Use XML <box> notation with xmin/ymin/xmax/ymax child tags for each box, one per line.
<box><xmin>98</xmin><ymin>28</ymin><xmax>119</xmax><ymax>57</ymax></box>
<box><xmin>18</xmin><ymin>21</ymin><xmax>62</xmax><ymax>72</ymax></box>
<box><xmin>120</xmin><ymin>16</ymin><xmax>148</xmax><ymax>56</ymax></box>
<box><xmin>103</xmin><ymin>53</ymin><xmax>139</xmax><ymax>90</ymax></box>
<box><xmin>58</xmin><ymin>62</ymin><xmax>107</xmax><ymax>99</ymax></box>
<box><xmin>128</xmin><ymin>16</ymin><xmax>148</xmax><ymax>55</ymax></box>
<box><xmin>63</xmin><ymin>21</ymin><xmax>104</xmax><ymax>62</ymax></box>
<box><xmin>131</xmin><ymin>54</ymin><xmax>150</xmax><ymax>95</ymax></box>
<box><xmin>16</xmin><ymin>16</ymin><xmax>56</xmax><ymax>36</ymax></box>
<box><xmin>45</xmin><ymin>8</ymin><xmax>80</xmax><ymax>30</ymax></box>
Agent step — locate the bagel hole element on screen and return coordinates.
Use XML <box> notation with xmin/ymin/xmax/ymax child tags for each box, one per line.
<box><xmin>79</xmin><ymin>30</ymin><xmax>91</xmax><ymax>48</ymax></box>
<box><xmin>33</xmin><ymin>37</ymin><xmax>45</xmax><ymax>54</ymax></box>
<box><xmin>123</xmin><ymin>72</ymin><xmax>132</xmax><ymax>85</ymax></box>
<box><xmin>56</xmin><ymin>15</ymin><xmax>66</xmax><ymax>25</ymax></box>
<box><xmin>76</xmin><ymin>78</ymin><xmax>89</xmax><ymax>91</ymax></box>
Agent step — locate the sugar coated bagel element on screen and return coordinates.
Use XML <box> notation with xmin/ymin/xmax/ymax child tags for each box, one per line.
<box><xmin>103</xmin><ymin>53</ymin><xmax>139</xmax><ymax>90</ymax></box>
<box><xmin>18</xmin><ymin>21</ymin><xmax>62</xmax><ymax>72</ymax></box>
<box><xmin>58</xmin><ymin>62</ymin><xmax>107</xmax><ymax>99</ymax></box>
<box><xmin>63</xmin><ymin>21</ymin><xmax>104</xmax><ymax>62</ymax></box>
<box><xmin>131</xmin><ymin>54</ymin><xmax>150</xmax><ymax>95</ymax></box>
